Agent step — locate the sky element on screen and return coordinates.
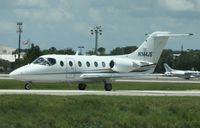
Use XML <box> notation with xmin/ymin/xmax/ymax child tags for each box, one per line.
<box><xmin>0</xmin><ymin>0</ymin><xmax>200</xmax><ymax>53</ymax></box>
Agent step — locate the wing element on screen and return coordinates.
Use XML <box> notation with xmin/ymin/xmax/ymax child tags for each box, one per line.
<box><xmin>80</xmin><ymin>73</ymin><xmax>120</xmax><ymax>79</ymax></box>
<box><xmin>80</xmin><ymin>73</ymin><xmax>163</xmax><ymax>80</ymax></box>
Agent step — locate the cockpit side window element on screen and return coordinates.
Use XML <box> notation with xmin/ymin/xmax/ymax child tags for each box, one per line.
<box><xmin>42</xmin><ymin>60</ymin><xmax>50</xmax><ymax>66</ymax></box>
<box><xmin>47</xmin><ymin>58</ymin><xmax>56</xmax><ymax>65</ymax></box>
<box><xmin>32</xmin><ymin>57</ymin><xmax>56</xmax><ymax>66</ymax></box>
<box><xmin>33</xmin><ymin>57</ymin><xmax>45</xmax><ymax>64</ymax></box>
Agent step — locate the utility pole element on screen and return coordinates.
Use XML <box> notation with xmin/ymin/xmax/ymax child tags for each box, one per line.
<box><xmin>78</xmin><ymin>46</ymin><xmax>84</xmax><ymax>55</ymax></box>
<box><xmin>16</xmin><ymin>22</ymin><xmax>23</xmax><ymax>59</ymax></box>
<box><xmin>91</xmin><ymin>25</ymin><xmax>102</xmax><ymax>55</ymax></box>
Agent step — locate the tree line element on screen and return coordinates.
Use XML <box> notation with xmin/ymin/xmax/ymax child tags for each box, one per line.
<box><xmin>1</xmin><ymin>43</ymin><xmax>200</xmax><ymax>73</ymax></box>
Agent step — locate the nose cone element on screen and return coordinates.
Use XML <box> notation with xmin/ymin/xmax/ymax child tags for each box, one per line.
<box><xmin>9</xmin><ymin>64</ymin><xmax>44</xmax><ymax>81</ymax></box>
<box><xmin>9</xmin><ymin>69</ymin><xmax>22</xmax><ymax>80</ymax></box>
<box><xmin>9</xmin><ymin>64</ymin><xmax>31</xmax><ymax>80</ymax></box>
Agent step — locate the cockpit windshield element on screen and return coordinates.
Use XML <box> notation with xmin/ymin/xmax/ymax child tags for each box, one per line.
<box><xmin>32</xmin><ymin>57</ymin><xmax>56</xmax><ymax>66</ymax></box>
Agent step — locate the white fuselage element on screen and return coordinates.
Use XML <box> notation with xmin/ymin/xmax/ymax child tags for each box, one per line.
<box><xmin>165</xmin><ymin>70</ymin><xmax>200</xmax><ymax>78</ymax></box>
<box><xmin>9</xmin><ymin>54</ymin><xmax>155</xmax><ymax>83</ymax></box>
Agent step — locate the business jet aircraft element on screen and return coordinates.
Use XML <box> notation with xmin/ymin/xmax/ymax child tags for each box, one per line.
<box><xmin>9</xmin><ymin>31</ymin><xmax>192</xmax><ymax>91</ymax></box>
<box><xmin>164</xmin><ymin>63</ymin><xmax>199</xmax><ymax>79</ymax></box>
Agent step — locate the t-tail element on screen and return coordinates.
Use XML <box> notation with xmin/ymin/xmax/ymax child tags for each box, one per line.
<box><xmin>127</xmin><ymin>31</ymin><xmax>193</xmax><ymax>64</ymax></box>
<box><xmin>163</xmin><ymin>63</ymin><xmax>174</xmax><ymax>72</ymax></box>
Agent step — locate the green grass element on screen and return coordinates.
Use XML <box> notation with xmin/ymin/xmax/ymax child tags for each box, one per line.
<box><xmin>1</xmin><ymin>79</ymin><xmax>200</xmax><ymax>90</ymax></box>
<box><xmin>1</xmin><ymin>80</ymin><xmax>200</xmax><ymax>127</ymax></box>
<box><xmin>0</xmin><ymin>95</ymin><xmax>200</xmax><ymax>128</ymax></box>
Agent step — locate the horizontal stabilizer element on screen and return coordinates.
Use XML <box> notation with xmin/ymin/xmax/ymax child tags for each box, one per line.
<box><xmin>154</xmin><ymin>33</ymin><xmax>193</xmax><ymax>37</ymax></box>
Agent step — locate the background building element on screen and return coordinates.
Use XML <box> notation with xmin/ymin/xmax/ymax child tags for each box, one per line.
<box><xmin>0</xmin><ymin>44</ymin><xmax>17</xmax><ymax>62</ymax></box>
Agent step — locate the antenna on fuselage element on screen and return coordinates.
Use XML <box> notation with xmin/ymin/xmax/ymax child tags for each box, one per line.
<box><xmin>75</xmin><ymin>51</ymin><xmax>79</xmax><ymax>55</ymax></box>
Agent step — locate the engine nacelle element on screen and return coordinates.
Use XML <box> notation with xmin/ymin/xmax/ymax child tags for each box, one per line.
<box><xmin>164</xmin><ymin>72</ymin><xmax>172</xmax><ymax>76</ymax></box>
<box><xmin>109</xmin><ymin>58</ymin><xmax>137</xmax><ymax>73</ymax></box>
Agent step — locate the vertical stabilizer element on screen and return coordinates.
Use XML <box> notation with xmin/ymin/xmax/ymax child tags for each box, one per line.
<box><xmin>127</xmin><ymin>31</ymin><xmax>192</xmax><ymax>64</ymax></box>
<box><xmin>163</xmin><ymin>63</ymin><xmax>174</xmax><ymax>72</ymax></box>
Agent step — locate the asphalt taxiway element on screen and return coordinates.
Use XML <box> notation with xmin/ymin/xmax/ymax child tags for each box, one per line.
<box><xmin>116</xmin><ymin>76</ymin><xmax>200</xmax><ymax>83</ymax></box>
<box><xmin>1</xmin><ymin>74</ymin><xmax>200</xmax><ymax>96</ymax></box>
<box><xmin>116</xmin><ymin>79</ymin><xmax>200</xmax><ymax>84</ymax></box>
<box><xmin>0</xmin><ymin>74</ymin><xmax>11</xmax><ymax>79</ymax></box>
<box><xmin>0</xmin><ymin>90</ymin><xmax>200</xmax><ymax>96</ymax></box>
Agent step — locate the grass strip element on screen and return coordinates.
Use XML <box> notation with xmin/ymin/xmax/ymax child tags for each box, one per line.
<box><xmin>0</xmin><ymin>95</ymin><xmax>199</xmax><ymax>128</ymax></box>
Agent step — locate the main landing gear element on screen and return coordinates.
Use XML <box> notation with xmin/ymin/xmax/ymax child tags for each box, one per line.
<box><xmin>78</xmin><ymin>82</ymin><xmax>112</xmax><ymax>91</ymax></box>
<box><xmin>104</xmin><ymin>82</ymin><xmax>112</xmax><ymax>91</ymax></box>
<box><xmin>78</xmin><ymin>83</ymin><xmax>87</xmax><ymax>90</ymax></box>
<box><xmin>24</xmin><ymin>82</ymin><xmax>32</xmax><ymax>90</ymax></box>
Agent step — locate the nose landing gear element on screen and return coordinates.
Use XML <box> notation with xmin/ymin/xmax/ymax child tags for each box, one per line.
<box><xmin>25</xmin><ymin>82</ymin><xmax>32</xmax><ymax>90</ymax></box>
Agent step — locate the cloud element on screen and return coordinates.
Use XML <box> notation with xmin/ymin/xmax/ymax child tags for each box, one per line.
<box><xmin>73</xmin><ymin>22</ymin><xmax>91</xmax><ymax>36</ymax></box>
<box><xmin>88</xmin><ymin>8</ymin><xmax>102</xmax><ymax>22</ymax></box>
<box><xmin>12</xmin><ymin>0</ymin><xmax>75</xmax><ymax>23</ymax></box>
<box><xmin>14</xmin><ymin>0</ymin><xmax>50</xmax><ymax>8</ymax></box>
<box><xmin>160</xmin><ymin>0</ymin><xmax>200</xmax><ymax>11</ymax></box>
<box><xmin>0</xmin><ymin>20</ymin><xmax>16</xmax><ymax>34</ymax></box>
<box><xmin>0</xmin><ymin>0</ymin><xmax>199</xmax><ymax>51</ymax></box>
<box><xmin>13</xmin><ymin>7</ymin><xmax>73</xmax><ymax>23</ymax></box>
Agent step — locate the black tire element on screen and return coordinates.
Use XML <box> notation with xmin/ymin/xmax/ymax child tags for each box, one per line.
<box><xmin>25</xmin><ymin>82</ymin><xmax>32</xmax><ymax>90</ymax></box>
<box><xmin>104</xmin><ymin>83</ymin><xmax>112</xmax><ymax>91</ymax></box>
<box><xmin>78</xmin><ymin>83</ymin><xmax>87</xmax><ymax>90</ymax></box>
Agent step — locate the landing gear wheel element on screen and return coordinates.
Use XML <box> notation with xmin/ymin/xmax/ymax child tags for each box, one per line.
<box><xmin>104</xmin><ymin>83</ymin><xmax>112</xmax><ymax>91</ymax></box>
<box><xmin>78</xmin><ymin>83</ymin><xmax>87</xmax><ymax>90</ymax></box>
<box><xmin>25</xmin><ymin>82</ymin><xmax>32</xmax><ymax>90</ymax></box>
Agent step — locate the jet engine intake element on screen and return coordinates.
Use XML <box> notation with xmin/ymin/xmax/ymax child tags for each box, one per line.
<box><xmin>109</xmin><ymin>59</ymin><xmax>134</xmax><ymax>73</ymax></box>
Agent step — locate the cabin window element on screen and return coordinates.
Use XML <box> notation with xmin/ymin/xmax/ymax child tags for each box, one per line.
<box><xmin>69</xmin><ymin>61</ymin><xmax>73</xmax><ymax>67</ymax></box>
<box><xmin>102</xmin><ymin>62</ymin><xmax>106</xmax><ymax>67</ymax></box>
<box><xmin>86</xmin><ymin>61</ymin><xmax>90</xmax><ymax>67</ymax></box>
<box><xmin>60</xmin><ymin>61</ymin><xmax>64</xmax><ymax>67</ymax></box>
<box><xmin>78</xmin><ymin>61</ymin><xmax>82</xmax><ymax>67</ymax></box>
<box><xmin>94</xmin><ymin>61</ymin><xmax>98</xmax><ymax>67</ymax></box>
